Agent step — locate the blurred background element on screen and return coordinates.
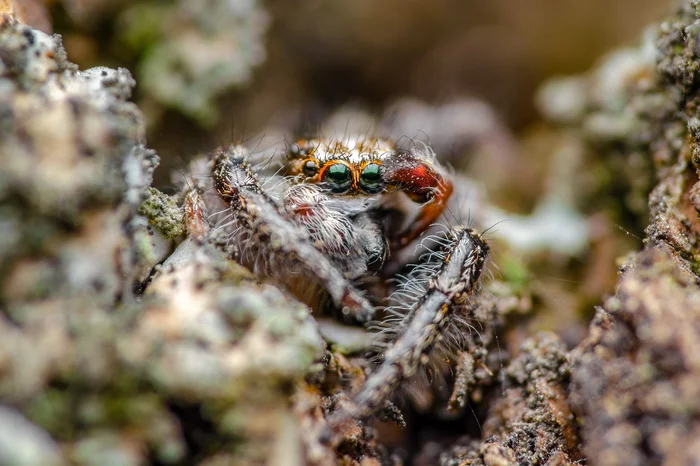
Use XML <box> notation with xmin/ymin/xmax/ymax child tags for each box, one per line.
<box><xmin>31</xmin><ymin>0</ymin><xmax>672</xmax><ymax>172</ymax></box>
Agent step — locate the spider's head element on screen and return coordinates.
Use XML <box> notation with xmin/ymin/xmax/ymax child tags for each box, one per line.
<box><xmin>286</xmin><ymin>137</ymin><xmax>395</xmax><ymax>195</ymax></box>
<box><xmin>286</xmin><ymin>135</ymin><xmax>454</xmax><ymax>248</ymax></box>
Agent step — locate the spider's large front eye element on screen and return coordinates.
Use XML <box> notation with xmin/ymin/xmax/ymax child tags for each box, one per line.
<box><xmin>359</xmin><ymin>163</ymin><xmax>383</xmax><ymax>194</ymax></box>
<box><xmin>322</xmin><ymin>163</ymin><xmax>352</xmax><ymax>193</ymax></box>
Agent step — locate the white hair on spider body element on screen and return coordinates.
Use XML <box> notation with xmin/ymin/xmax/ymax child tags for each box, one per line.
<box><xmin>328</xmin><ymin>226</ymin><xmax>489</xmax><ymax>422</ymax></box>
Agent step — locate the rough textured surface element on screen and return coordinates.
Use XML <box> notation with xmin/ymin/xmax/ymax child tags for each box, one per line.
<box><xmin>572</xmin><ymin>247</ymin><xmax>700</xmax><ymax>466</ymax></box>
<box><xmin>0</xmin><ymin>18</ymin><xmax>323</xmax><ymax>466</ymax></box>
<box><xmin>550</xmin><ymin>3</ymin><xmax>700</xmax><ymax>465</ymax></box>
<box><xmin>437</xmin><ymin>333</ymin><xmax>579</xmax><ymax>466</ymax></box>
<box><xmin>0</xmin><ymin>17</ymin><xmax>148</xmax><ymax>308</ymax></box>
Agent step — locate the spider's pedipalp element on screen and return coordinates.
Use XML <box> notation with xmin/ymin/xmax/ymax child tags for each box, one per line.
<box><xmin>211</xmin><ymin>145</ymin><xmax>376</xmax><ymax>322</ymax></box>
<box><xmin>381</xmin><ymin>146</ymin><xmax>454</xmax><ymax>248</ymax></box>
<box><xmin>330</xmin><ymin>226</ymin><xmax>489</xmax><ymax>422</ymax></box>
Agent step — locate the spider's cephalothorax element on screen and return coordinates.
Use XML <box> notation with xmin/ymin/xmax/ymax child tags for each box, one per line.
<box><xmin>198</xmin><ymin>134</ymin><xmax>487</xmax><ymax>431</ymax></box>
<box><xmin>286</xmin><ymin>136</ymin><xmax>454</xmax><ymax>248</ymax></box>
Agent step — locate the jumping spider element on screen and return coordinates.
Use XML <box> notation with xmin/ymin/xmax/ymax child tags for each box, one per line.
<box><xmin>185</xmin><ymin>135</ymin><xmax>489</xmax><ymax>434</ymax></box>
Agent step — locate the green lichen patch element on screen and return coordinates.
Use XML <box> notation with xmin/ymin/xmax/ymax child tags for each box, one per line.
<box><xmin>138</xmin><ymin>187</ymin><xmax>186</xmax><ymax>239</ymax></box>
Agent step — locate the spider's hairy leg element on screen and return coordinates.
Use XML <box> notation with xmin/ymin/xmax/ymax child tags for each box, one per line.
<box><xmin>211</xmin><ymin>146</ymin><xmax>375</xmax><ymax>322</ymax></box>
<box><xmin>382</xmin><ymin>146</ymin><xmax>454</xmax><ymax>248</ymax></box>
<box><xmin>184</xmin><ymin>189</ymin><xmax>209</xmax><ymax>242</ymax></box>
<box><xmin>330</xmin><ymin>226</ymin><xmax>489</xmax><ymax>423</ymax></box>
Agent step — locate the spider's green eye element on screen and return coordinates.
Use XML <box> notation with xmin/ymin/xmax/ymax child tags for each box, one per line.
<box><xmin>322</xmin><ymin>163</ymin><xmax>352</xmax><ymax>193</ymax></box>
<box><xmin>359</xmin><ymin>163</ymin><xmax>383</xmax><ymax>194</ymax></box>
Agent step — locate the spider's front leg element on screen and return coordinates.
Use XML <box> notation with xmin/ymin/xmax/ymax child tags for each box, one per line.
<box><xmin>211</xmin><ymin>146</ymin><xmax>375</xmax><ymax>322</ymax></box>
<box><xmin>328</xmin><ymin>226</ymin><xmax>489</xmax><ymax>425</ymax></box>
<box><xmin>382</xmin><ymin>147</ymin><xmax>454</xmax><ymax>248</ymax></box>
